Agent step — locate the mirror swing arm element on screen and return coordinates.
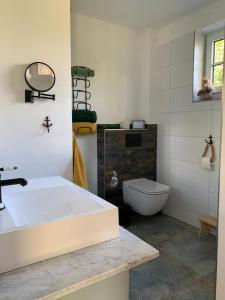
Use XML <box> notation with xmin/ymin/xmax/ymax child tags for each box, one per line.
<box><xmin>24</xmin><ymin>62</ymin><xmax>56</xmax><ymax>103</ymax></box>
<box><xmin>25</xmin><ymin>90</ymin><xmax>55</xmax><ymax>103</ymax></box>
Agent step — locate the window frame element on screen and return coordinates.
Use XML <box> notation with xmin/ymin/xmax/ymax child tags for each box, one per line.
<box><xmin>205</xmin><ymin>29</ymin><xmax>224</xmax><ymax>94</ymax></box>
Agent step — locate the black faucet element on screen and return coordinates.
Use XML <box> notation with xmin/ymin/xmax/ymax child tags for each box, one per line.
<box><xmin>0</xmin><ymin>167</ymin><xmax>28</xmax><ymax>210</ymax></box>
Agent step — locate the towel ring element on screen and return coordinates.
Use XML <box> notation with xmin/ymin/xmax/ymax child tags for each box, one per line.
<box><xmin>205</xmin><ymin>135</ymin><xmax>213</xmax><ymax>145</ymax></box>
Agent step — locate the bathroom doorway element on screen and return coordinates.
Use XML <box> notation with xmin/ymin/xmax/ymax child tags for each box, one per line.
<box><xmin>128</xmin><ymin>23</ymin><xmax>224</xmax><ymax>300</ymax></box>
<box><xmin>70</xmin><ymin>1</ymin><xmax>225</xmax><ymax>299</ymax></box>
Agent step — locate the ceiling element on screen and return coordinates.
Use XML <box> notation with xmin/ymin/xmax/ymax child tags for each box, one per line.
<box><xmin>71</xmin><ymin>0</ymin><xmax>218</xmax><ymax>30</ymax></box>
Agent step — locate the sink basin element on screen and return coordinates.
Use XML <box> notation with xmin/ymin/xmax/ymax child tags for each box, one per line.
<box><xmin>0</xmin><ymin>177</ymin><xmax>119</xmax><ymax>274</ymax></box>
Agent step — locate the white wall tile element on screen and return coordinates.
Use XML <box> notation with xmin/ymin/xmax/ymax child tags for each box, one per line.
<box><xmin>157</xmin><ymin>135</ymin><xmax>170</xmax><ymax>158</ymax></box>
<box><xmin>170</xmin><ymin>110</ymin><xmax>211</xmax><ymax>137</ymax></box>
<box><xmin>159</xmin><ymin>42</ymin><xmax>171</xmax><ymax>68</ymax></box>
<box><xmin>209</xmin><ymin>165</ymin><xmax>220</xmax><ymax>194</ymax></box>
<box><xmin>159</xmin><ymin>66</ymin><xmax>171</xmax><ymax>90</ymax></box>
<box><xmin>165</xmin><ymin>188</ymin><xmax>182</xmax><ymax>210</ymax></box>
<box><xmin>209</xmin><ymin>192</ymin><xmax>219</xmax><ymax>218</ymax></box>
<box><xmin>158</xmin><ymin>89</ymin><xmax>170</xmax><ymax>113</ymax></box>
<box><xmin>211</xmin><ymin>99</ymin><xmax>222</xmax><ymax>110</ymax></box>
<box><xmin>171</xmin><ymin>32</ymin><xmax>194</xmax><ymax>64</ymax></box>
<box><xmin>171</xmin><ymin>85</ymin><xmax>211</xmax><ymax>112</ymax></box>
<box><xmin>169</xmin><ymin>182</ymin><xmax>209</xmax><ymax>215</ymax></box>
<box><xmin>155</xmin><ymin>31</ymin><xmax>222</xmax><ymax>228</ymax></box>
<box><xmin>163</xmin><ymin>201</ymin><xmax>202</xmax><ymax>228</ymax></box>
<box><xmin>212</xmin><ymin>110</ymin><xmax>222</xmax><ymax>138</ymax></box>
<box><xmin>157</xmin><ymin>158</ymin><xmax>170</xmax><ymax>182</ymax></box>
<box><xmin>170</xmin><ymin>136</ymin><xmax>204</xmax><ymax>164</ymax></box>
<box><xmin>169</xmin><ymin>159</ymin><xmax>209</xmax><ymax>191</ymax></box>
<box><xmin>171</xmin><ymin>60</ymin><xmax>193</xmax><ymax>88</ymax></box>
<box><xmin>158</xmin><ymin>113</ymin><xmax>170</xmax><ymax>136</ymax></box>
<box><xmin>213</xmin><ymin>138</ymin><xmax>221</xmax><ymax>166</ymax></box>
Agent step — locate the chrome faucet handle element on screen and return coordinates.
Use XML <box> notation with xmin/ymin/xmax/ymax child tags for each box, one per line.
<box><xmin>112</xmin><ymin>171</ymin><xmax>118</xmax><ymax>177</ymax></box>
<box><xmin>108</xmin><ymin>171</ymin><xmax>119</xmax><ymax>188</ymax></box>
<box><xmin>0</xmin><ymin>166</ymin><xmax>18</xmax><ymax>172</ymax></box>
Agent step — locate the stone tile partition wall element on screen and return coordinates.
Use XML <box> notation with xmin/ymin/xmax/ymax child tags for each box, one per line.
<box><xmin>157</xmin><ymin>32</ymin><xmax>222</xmax><ymax>227</ymax></box>
<box><xmin>97</xmin><ymin>124</ymin><xmax>157</xmax><ymax>201</ymax></box>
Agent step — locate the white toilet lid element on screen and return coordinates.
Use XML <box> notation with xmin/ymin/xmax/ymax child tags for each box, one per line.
<box><xmin>126</xmin><ymin>178</ymin><xmax>170</xmax><ymax>195</ymax></box>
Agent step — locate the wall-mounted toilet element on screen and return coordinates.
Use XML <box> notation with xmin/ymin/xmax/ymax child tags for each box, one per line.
<box><xmin>123</xmin><ymin>178</ymin><xmax>170</xmax><ymax>216</ymax></box>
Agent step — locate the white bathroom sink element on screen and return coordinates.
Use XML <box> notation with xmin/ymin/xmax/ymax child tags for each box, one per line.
<box><xmin>0</xmin><ymin>177</ymin><xmax>119</xmax><ymax>274</ymax></box>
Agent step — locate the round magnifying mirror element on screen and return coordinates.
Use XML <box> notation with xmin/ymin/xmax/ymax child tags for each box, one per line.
<box><xmin>25</xmin><ymin>62</ymin><xmax>55</xmax><ymax>92</ymax></box>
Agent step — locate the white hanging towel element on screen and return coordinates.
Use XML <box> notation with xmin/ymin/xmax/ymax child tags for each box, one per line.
<box><xmin>201</xmin><ymin>144</ymin><xmax>215</xmax><ymax>171</ymax></box>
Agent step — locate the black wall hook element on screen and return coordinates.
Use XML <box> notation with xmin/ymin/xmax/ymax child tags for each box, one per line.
<box><xmin>205</xmin><ymin>135</ymin><xmax>213</xmax><ymax>145</ymax></box>
<box><xmin>42</xmin><ymin>116</ymin><xmax>52</xmax><ymax>133</ymax></box>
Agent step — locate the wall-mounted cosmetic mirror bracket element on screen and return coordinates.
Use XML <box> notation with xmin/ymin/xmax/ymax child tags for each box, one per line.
<box><xmin>24</xmin><ymin>62</ymin><xmax>56</xmax><ymax>103</ymax></box>
<box><xmin>25</xmin><ymin>90</ymin><xmax>55</xmax><ymax>103</ymax></box>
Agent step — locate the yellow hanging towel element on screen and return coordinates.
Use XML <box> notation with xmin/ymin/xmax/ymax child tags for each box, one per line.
<box><xmin>73</xmin><ymin>135</ymin><xmax>88</xmax><ymax>190</ymax></box>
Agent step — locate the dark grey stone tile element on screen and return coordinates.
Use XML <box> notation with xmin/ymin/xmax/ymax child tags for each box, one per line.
<box><xmin>97</xmin><ymin>125</ymin><xmax>157</xmax><ymax>198</ymax></box>
<box><xmin>128</xmin><ymin>214</ymin><xmax>217</xmax><ymax>300</ymax></box>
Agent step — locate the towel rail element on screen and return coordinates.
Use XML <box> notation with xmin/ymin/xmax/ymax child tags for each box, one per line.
<box><xmin>72</xmin><ymin>74</ymin><xmax>92</xmax><ymax>111</ymax></box>
<box><xmin>73</xmin><ymin>101</ymin><xmax>92</xmax><ymax>111</ymax></box>
<box><xmin>73</xmin><ymin>90</ymin><xmax>91</xmax><ymax>100</ymax></box>
<box><xmin>73</xmin><ymin>77</ymin><xmax>90</xmax><ymax>88</ymax></box>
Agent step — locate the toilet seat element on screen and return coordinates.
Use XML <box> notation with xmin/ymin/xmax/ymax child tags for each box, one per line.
<box><xmin>126</xmin><ymin>178</ymin><xmax>170</xmax><ymax>195</ymax></box>
<box><xmin>123</xmin><ymin>178</ymin><xmax>170</xmax><ymax>216</ymax></box>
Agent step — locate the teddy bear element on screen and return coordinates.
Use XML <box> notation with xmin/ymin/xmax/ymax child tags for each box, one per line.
<box><xmin>197</xmin><ymin>77</ymin><xmax>214</xmax><ymax>99</ymax></box>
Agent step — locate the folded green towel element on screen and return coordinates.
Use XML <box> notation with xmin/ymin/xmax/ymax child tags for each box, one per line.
<box><xmin>72</xmin><ymin>110</ymin><xmax>97</xmax><ymax>123</ymax></box>
<box><xmin>71</xmin><ymin>66</ymin><xmax>95</xmax><ymax>77</ymax></box>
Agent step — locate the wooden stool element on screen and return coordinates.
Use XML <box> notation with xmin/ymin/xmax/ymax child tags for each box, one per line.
<box><xmin>199</xmin><ymin>215</ymin><xmax>217</xmax><ymax>238</ymax></box>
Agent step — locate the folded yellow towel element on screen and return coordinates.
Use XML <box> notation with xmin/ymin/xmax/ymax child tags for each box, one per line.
<box><xmin>73</xmin><ymin>136</ymin><xmax>88</xmax><ymax>190</ymax></box>
<box><xmin>73</xmin><ymin>122</ymin><xmax>96</xmax><ymax>135</ymax></box>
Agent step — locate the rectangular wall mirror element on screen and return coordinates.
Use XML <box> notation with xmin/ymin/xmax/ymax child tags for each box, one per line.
<box><xmin>193</xmin><ymin>23</ymin><xmax>224</xmax><ymax>102</ymax></box>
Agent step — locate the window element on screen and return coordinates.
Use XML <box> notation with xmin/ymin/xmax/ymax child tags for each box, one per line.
<box><xmin>206</xmin><ymin>30</ymin><xmax>224</xmax><ymax>93</ymax></box>
<box><xmin>212</xmin><ymin>39</ymin><xmax>224</xmax><ymax>88</ymax></box>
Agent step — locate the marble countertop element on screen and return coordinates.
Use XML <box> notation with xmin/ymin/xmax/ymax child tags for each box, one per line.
<box><xmin>0</xmin><ymin>228</ymin><xmax>159</xmax><ymax>300</ymax></box>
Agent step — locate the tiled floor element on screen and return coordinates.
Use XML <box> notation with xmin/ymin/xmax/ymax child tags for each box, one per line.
<box><xmin>128</xmin><ymin>214</ymin><xmax>217</xmax><ymax>300</ymax></box>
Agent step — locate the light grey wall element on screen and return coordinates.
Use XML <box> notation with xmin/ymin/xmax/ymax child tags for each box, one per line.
<box><xmin>71</xmin><ymin>13</ymin><xmax>150</xmax><ymax>193</ymax></box>
<box><xmin>0</xmin><ymin>0</ymin><xmax>73</xmax><ymax>180</ymax></box>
